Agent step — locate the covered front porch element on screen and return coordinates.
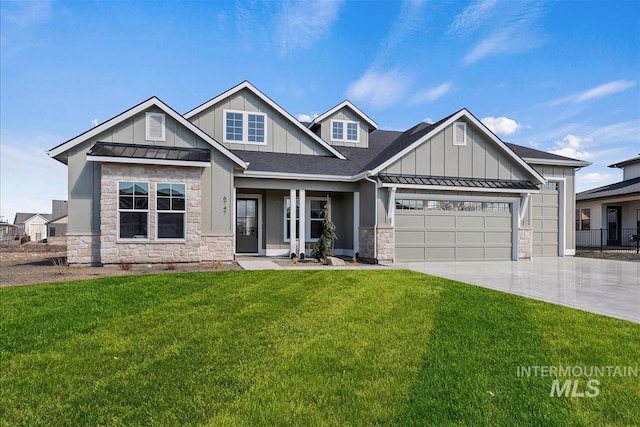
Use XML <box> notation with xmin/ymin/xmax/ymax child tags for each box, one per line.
<box><xmin>233</xmin><ymin>178</ymin><xmax>360</xmax><ymax>258</ymax></box>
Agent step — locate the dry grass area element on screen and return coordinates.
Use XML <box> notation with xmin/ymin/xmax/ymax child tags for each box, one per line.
<box><xmin>0</xmin><ymin>245</ymin><xmax>239</xmax><ymax>287</ymax></box>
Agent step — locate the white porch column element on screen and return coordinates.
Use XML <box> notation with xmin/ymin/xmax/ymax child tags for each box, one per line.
<box><xmin>298</xmin><ymin>189</ymin><xmax>306</xmax><ymax>257</ymax></box>
<box><xmin>289</xmin><ymin>189</ymin><xmax>297</xmax><ymax>256</ymax></box>
<box><xmin>353</xmin><ymin>191</ymin><xmax>360</xmax><ymax>255</ymax></box>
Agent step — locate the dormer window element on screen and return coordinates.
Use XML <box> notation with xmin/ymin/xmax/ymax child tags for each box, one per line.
<box><xmin>331</xmin><ymin>119</ymin><xmax>359</xmax><ymax>143</ymax></box>
<box><xmin>146</xmin><ymin>113</ymin><xmax>166</xmax><ymax>142</ymax></box>
<box><xmin>224</xmin><ymin>110</ymin><xmax>267</xmax><ymax>145</ymax></box>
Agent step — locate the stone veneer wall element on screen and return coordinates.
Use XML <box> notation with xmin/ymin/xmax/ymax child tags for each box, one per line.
<box><xmin>200</xmin><ymin>232</ymin><xmax>234</xmax><ymax>261</ymax></box>
<box><xmin>101</xmin><ymin>163</ymin><xmax>206</xmax><ymax>264</ymax></box>
<box><xmin>518</xmin><ymin>227</ymin><xmax>533</xmax><ymax>259</ymax></box>
<box><xmin>359</xmin><ymin>225</ymin><xmax>394</xmax><ymax>262</ymax></box>
<box><xmin>67</xmin><ymin>233</ymin><xmax>101</xmax><ymax>265</ymax></box>
<box><xmin>376</xmin><ymin>225</ymin><xmax>394</xmax><ymax>262</ymax></box>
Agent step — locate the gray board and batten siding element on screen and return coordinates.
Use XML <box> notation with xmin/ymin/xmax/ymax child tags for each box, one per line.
<box><xmin>315</xmin><ymin>107</ymin><xmax>370</xmax><ymax>148</ymax></box>
<box><xmin>188</xmin><ymin>88</ymin><xmax>333</xmax><ymax>156</ymax></box>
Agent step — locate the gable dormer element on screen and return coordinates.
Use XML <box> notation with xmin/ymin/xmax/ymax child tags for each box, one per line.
<box><xmin>185</xmin><ymin>81</ymin><xmax>345</xmax><ymax>159</ymax></box>
<box><xmin>309</xmin><ymin>101</ymin><xmax>377</xmax><ymax>148</ymax></box>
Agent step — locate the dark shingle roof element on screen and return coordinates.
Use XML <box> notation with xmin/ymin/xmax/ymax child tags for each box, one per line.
<box><xmin>88</xmin><ymin>142</ymin><xmax>211</xmax><ymax>162</ymax></box>
<box><xmin>379</xmin><ymin>174</ymin><xmax>539</xmax><ymax>190</ymax></box>
<box><xmin>609</xmin><ymin>155</ymin><xmax>640</xmax><ymax>169</ymax></box>
<box><xmin>13</xmin><ymin>213</ymin><xmax>52</xmax><ymax>225</ymax></box>
<box><xmin>236</xmin><ymin>129</ymin><xmax>403</xmax><ymax>176</ymax></box>
<box><xmin>576</xmin><ymin>176</ymin><xmax>640</xmax><ymax>201</ymax></box>
<box><xmin>505</xmin><ymin>143</ymin><xmax>587</xmax><ymax>163</ymax></box>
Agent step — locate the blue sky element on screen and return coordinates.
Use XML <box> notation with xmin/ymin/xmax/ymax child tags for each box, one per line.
<box><xmin>1</xmin><ymin>0</ymin><xmax>639</xmax><ymax>222</ymax></box>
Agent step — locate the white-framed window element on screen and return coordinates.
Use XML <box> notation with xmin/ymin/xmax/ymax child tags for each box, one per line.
<box><xmin>118</xmin><ymin>181</ymin><xmax>149</xmax><ymax>239</ymax></box>
<box><xmin>224</xmin><ymin>110</ymin><xmax>267</xmax><ymax>144</ymax></box>
<box><xmin>146</xmin><ymin>112</ymin><xmax>166</xmax><ymax>141</ymax></box>
<box><xmin>284</xmin><ymin>197</ymin><xmax>329</xmax><ymax>242</ymax></box>
<box><xmin>453</xmin><ymin>121</ymin><xmax>467</xmax><ymax>146</ymax></box>
<box><xmin>331</xmin><ymin>119</ymin><xmax>359</xmax><ymax>143</ymax></box>
<box><xmin>156</xmin><ymin>183</ymin><xmax>186</xmax><ymax>239</ymax></box>
<box><xmin>576</xmin><ymin>208</ymin><xmax>591</xmax><ymax>231</ymax></box>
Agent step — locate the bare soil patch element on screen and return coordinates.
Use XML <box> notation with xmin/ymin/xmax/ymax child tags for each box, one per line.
<box><xmin>0</xmin><ymin>247</ymin><xmax>239</xmax><ymax>288</ymax></box>
<box><xmin>575</xmin><ymin>249</ymin><xmax>640</xmax><ymax>263</ymax></box>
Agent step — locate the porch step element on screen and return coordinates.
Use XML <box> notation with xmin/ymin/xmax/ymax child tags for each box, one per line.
<box><xmin>236</xmin><ymin>259</ymin><xmax>283</xmax><ymax>270</ymax></box>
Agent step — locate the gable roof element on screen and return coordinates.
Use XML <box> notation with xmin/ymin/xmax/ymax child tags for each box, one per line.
<box><xmin>576</xmin><ymin>176</ymin><xmax>640</xmax><ymax>201</ymax></box>
<box><xmin>184</xmin><ymin>81</ymin><xmax>347</xmax><ymax>160</ymax></box>
<box><xmin>13</xmin><ymin>213</ymin><xmax>51</xmax><ymax>225</ymax></box>
<box><xmin>609</xmin><ymin>154</ymin><xmax>640</xmax><ymax>169</ymax></box>
<box><xmin>367</xmin><ymin>109</ymin><xmax>546</xmax><ymax>183</ymax></box>
<box><xmin>47</xmin><ymin>97</ymin><xmax>247</xmax><ymax>169</ymax></box>
<box><xmin>309</xmin><ymin>100</ymin><xmax>378</xmax><ymax>129</ymax></box>
<box><xmin>507</xmin><ymin>143</ymin><xmax>591</xmax><ymax>167</ymax></box>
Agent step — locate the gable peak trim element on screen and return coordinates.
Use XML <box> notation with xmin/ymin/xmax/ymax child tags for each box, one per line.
<box><xmin>310</xmin><ymin>100</ymin><xmax>378</xmax><ymax>129</ymax></box>
<box><xmin>184</xmin><ymin>81</ymin><xmax>347</xmax><ymax>160</ymax></box>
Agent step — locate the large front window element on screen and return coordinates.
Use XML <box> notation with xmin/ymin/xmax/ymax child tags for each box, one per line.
<box><xmin>157</xmin><ymin>183</ymin><xmax>186</xmax><ymax>239</ymax></box>
<box><xmin>119</xmin><ymin>181</ymin><xmax>149</xmax><ymax>239</ymax></box>
<box><xmin>224</xmin><ymin>110</ymin><xmax>267</xmax><ymax>144</ymax></box>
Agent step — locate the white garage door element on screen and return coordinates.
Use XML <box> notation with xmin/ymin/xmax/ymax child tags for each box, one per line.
<box><xmin>532</xmin><ymin>182</ymin><xmax>559</xmax><ymax>257</ymax></box>
<box><xmin>395</xmin><ymin>199</ymin><xmax>513</xmax><ymax>261</ymax></box>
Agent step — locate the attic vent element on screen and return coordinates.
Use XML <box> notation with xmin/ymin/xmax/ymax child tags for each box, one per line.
<box><xmin>146</xmin><ymin>112</ymin><xmax>166</xmax><ymax>141</ymax></box>
<box><xmin>453</xmin><ymin>121</ymin><xmax>467</xmax><ymax>146</ymax></box>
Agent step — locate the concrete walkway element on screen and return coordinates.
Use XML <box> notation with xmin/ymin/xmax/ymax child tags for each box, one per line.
<box><xmin>391</xmin><ymin>257</ymin><xmax>640</xmax><ymax>323</ymax></box>
<box><xmin>236</xmin><ymin>259</ymin><xmax>282</xmax><ymax>270</ymax></box>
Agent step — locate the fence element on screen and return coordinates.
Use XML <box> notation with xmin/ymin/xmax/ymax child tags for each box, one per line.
<box><xmin>576</xmin><ymin>228</ymin><xmax>640</xmax><ymax>253</ymax></box>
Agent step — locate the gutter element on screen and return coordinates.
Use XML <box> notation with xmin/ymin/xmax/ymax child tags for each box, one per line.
<box><xmin>364</xmin><ymin>174</ymin><xmax>378</xmax><ymax>264</ymax></box>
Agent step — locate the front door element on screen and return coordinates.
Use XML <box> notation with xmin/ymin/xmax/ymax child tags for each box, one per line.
<box><xmin>606</xmin><ymin>206</ymin><xmax>622</xmax><ymax>246</ymax></box>
<box><xmin>236</xmin><ymin>198</ymin><xmax>258</xmax><ymax>253</ymax></box>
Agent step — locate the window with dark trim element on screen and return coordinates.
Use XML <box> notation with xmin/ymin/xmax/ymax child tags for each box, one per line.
<box><xmin>157</xmin><ymin>183</ymin><xmax>186</xmax><ymax>239</ymax></box>
<box><xmin>119</xmin><ymin>182</ymin><xmax>149</xmax><ymax>239</ymax></box>
<box><xmin>576</xmin><ymin>208</ymin><xmax>590</xmax><ymax>231</ymax></box>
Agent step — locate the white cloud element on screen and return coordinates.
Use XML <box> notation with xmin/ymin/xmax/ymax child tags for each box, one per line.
<box><xmin>551</xmin><ymin>80</ymin><xmax>637</xmax><ymax>105</ymax></box>
<box><xmin>91</xmin><ymin>119</ymin><xmax>98</xmax><ymax>127</ymax></box>
<box><xmin>382</xmin><ymin>0</ymin><xmax>428</xmax><ymax>54</ymax></box>
<box><xmin>346</xmin><ymin>69</ymin><xmax>412</xmax><ymax>110</ymax></box>
<box><xmin>411</xmin><ymin>82</ymin><xmax>452</xmax><ymax>103</ymax></box>
<box><xmin>277</xmin><ymin>0</ymin><xmax>342</xmax><ymax>56</ymax></box>
<box><xmin>481</xmin><ymin>116</ymin><xmax>521</xmax><ymax>136</ymax></box>
<box><xmin>451</xmin><ymin>1</ymin><xmax>546</xmax><ymax>65</ymax></box>
<box><xmin>449</xmin><ymin>0</ymin><xmax>500</xmax><ymax>35</ymax></box>
<box><xmin>577</xmin><ymin>172</ymin><xmax>613</xmax><ymax>185</ymax></box>
<box><xmin>296</xmin><ymin>113</ymin><xmax>318</xmax><ymax>122</ymax></box>
<box><xmin>549</xmin><ymin>134</ymin><xmax>593</xmax><ymax>160</ymax></box>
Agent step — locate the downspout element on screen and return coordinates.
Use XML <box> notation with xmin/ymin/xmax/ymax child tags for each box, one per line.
<box><xmin>364</xmin><ymin>175</ymin><xmax>378</xmax><ymax>264</ymax></box>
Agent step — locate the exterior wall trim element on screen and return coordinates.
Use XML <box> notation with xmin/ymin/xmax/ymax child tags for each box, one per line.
<box><xmin>87</xmin><ymin>156</ymin><xmax>210</xmax><ymax>168</ymax></box>
<box><xmin>310</xmin><ymin>100</ymin><xmax>378</xmax><ymax>129</ymax></box>
<box><xmin>545</xmin><ymin>176</ymin><xmax>568</xmax><ymax>257</ymax></box>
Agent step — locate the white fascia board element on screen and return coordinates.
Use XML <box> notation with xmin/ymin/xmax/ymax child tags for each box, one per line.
<box><xmin>523</xmin><ymin>158</ymin><xmax>592</xmax><ymax>167</ymax></box>
<box><xmin>239</xmin><ymin>170</ymin><xmax>355</xmax><ymax>182</ymax></box>
<box><xmin>310</xmin><ymin>100</ymin><xmax>378</xmax><ymax>129</ymax></box>
<box><xmin>87</xmin><ymin>156</ymin><xmax>211</xmax><ymax>168</ymax></box>
<box><xmin>184</xmin><ymin>81</ymin><xmax>347</xmax><ymax>160</ymax></box>
<box><xmin>370</xmin><ymin>109</ymin><xmax>546</xmax><ymax>184</ymax></box>
<box><xmin>381</xmin><ymin>182</ymin><xmax>540</xmax><ymax>194</ymax></box>
<box><xmin>47</xmin><ymin>97</ymin><xmax>248</xmax><ymax>169</ymax></box>
<box><xmin>47</xmin><ymin>98</ymin><xmax>158</xmax><ymax>158</ymax></box>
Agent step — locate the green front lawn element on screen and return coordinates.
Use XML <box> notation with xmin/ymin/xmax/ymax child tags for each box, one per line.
<box><xmin>1</xmin><ymin>270</ymin><xmax>638</xmax><ymax>426</ymax></box>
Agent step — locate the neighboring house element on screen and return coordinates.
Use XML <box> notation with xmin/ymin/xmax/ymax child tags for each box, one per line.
<box><xmin>47</xmin><ymin>81</ymin><xmax>589</xmax><ymax>265</ymax></box>
<box><xmin>0</xmin><ymin>222</ymin><xmax>17</xmax><ymax>240</ymax></box>
<box><xmin>13</xmin><ymin>213</ymin><xmax>52</xmax><ymax>241</ymax></box>
<box><xmin>576</xmin><ymin>155</ymin><xmax>640</xmax><ymax>248</ymax></box>
<box><xmin>47</xmin><ymin>200</ymin><xmax>69</xmax><ymax>241</ymax></box>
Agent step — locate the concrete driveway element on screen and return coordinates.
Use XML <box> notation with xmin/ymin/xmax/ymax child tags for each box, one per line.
<box><xmin>391</xmin><ymin>257</ymin><xmax>640</xmax><ymax>323</ymax></box>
